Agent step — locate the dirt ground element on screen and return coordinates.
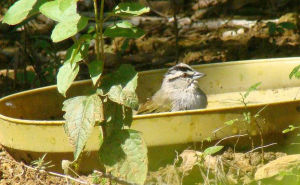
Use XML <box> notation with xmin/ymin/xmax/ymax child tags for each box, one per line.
<box><xmin>1</xmin><ymin>0</ymin><xmax>300</xmax><ymax>184</ymax></box>
<box><xmin>0</xmin><ymin>145</ymin><xmax>73</xmax><ymax>185</ymax></box>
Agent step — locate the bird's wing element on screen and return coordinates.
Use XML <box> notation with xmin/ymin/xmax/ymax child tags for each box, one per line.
<box><xmin>137</xmin><ymin>96</ymin><xmax>171</xmax><ymax>114</ymax></box>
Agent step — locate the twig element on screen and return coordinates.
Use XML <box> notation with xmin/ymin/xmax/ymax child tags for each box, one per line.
<box><xmin>233</xmin><ymin>132</ymin><xmax>241</xmax><ymax>153</ymax></box>
<box><xmin>214</xmin><ymin>134</ymin><xmax>248</xmax><ymax>146</ymax></box>
<box><xmin>254</xmin><ymin>105</ymin><xmax>268</xmax><ymax>163</ymax></box>
<box><xmin>212</xmin><ymin>125</ymin><xmax>228</xmax><ymax>134</ymax></box>
<box><xmin>47</xmin><ymin>171</ymin><xmax>88</xmax><ymax>184</ymax></box>
<box><xmin>245</xmin><ymin>143</ymin><xmax>277</xmax><ymax>154</ymax></box>
<box><xmin>254</xmin><ymin>119</ymin><xmax>265</xmax><ymax>163</ymax></box>
<box><xmin>93</xmin><ymin>170</ymin><xmax>138</xmax><ymax>185</ymax></box>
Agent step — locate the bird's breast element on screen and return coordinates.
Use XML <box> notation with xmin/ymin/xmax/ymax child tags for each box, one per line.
<box><xmin>170</xmin><ymin>87</ymin><xmax>207</xmax><ymax>111</ymax></box>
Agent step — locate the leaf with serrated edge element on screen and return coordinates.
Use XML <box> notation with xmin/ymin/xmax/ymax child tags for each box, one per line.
<box><xmin>113</xmin><ymin>3</ymin><xmax>150</xmax><ymax>16</ymax></box>
<box><xmin>103</xmin><ymin>100</ymin><xmax>133</xmax><ymax>136</ymax></box>
<box><xmin>100</xmin><ymin>129</ymin><xmax>147</xmax><ymax>185</ymax></box>
<box><xmin>88</xmin><ymin>60</ymin><xmax>103</xmax><ymax>86</ymax></box>
<box><xmin>57</xmin><ymin>62</ymin><xmax>79</xmax><ymax>97</ymax></box>
<box><xmin>63</xmin><ymin>95</ymin><xmax>104</xmax><ymax>160</ymax></box>
<box><xmin>3</xmin><ymin>0</ymin><xmax>37</xmax><ymax>25</ymax></box>
<box><xmin>98</xmin><ymin>64</ymin><xmax>138</xmax><ymax>110</ymax></box>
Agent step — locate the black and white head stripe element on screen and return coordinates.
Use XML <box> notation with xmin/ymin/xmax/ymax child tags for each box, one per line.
<box><xmin>164</xmin><ymin>63</ymin><xmax>206</xmax><ymax>82</ymax></box>
<box><xmin>167</xmin><ymin>63</ymin><xmax>194</xmax><ymax>73</ymax></box>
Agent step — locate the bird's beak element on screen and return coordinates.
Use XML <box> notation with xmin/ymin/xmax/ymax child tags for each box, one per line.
<box><xmin>193</xmin><ymin>71</ymin><xmax>206</xmax><ymax>80</ymax></box>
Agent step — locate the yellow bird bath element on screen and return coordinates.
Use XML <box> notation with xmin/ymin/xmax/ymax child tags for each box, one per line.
<box><xmin>1</xmin><ymin>57</ymin><xmax>300</xmax><ymax>172</ymax></box>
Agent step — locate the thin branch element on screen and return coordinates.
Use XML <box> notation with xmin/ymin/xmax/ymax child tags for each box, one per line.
<box><xmin>214</xmin><ymin>134</ymin><xmax>248</xmax><ymax>146</ymax></box>
<box><xmin>212</xmin><ymin>125</ymin><xmax>228</xmax><ymax>134</ymax></box>
<box><xmin>245</xmin><ymin>143</ymin><xmax>277</xmax><ymax>154</ymax></box>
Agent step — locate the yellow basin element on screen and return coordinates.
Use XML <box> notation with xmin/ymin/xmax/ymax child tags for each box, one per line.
<box><xmin>1</xmin><ymin>57</ymin><xmax>300</xmax><ymax>172</ymax></box>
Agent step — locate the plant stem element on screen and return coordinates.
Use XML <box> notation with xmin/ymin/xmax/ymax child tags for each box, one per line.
<box><xmin>93</xmin><ymin>0</ymin><xmax>101</xmax><ymax>61</ymax></box>
<box><xmin>99</xmin><ymin>0</ymin><xmax>105</xmax><ymax>67</ymax></box>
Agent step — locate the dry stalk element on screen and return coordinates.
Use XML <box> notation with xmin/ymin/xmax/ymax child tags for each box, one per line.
<box><xmin>245</xmin><ymin>143</ymin><xmax>277</xmax><ymax>154</ymax></box>
<box><xmin>214</xmin><ymin>134</ymin><xmax>248</xmax><ymax>146</ymax></box>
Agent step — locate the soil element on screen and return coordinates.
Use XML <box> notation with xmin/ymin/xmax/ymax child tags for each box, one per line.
<box><xmin>1</xmin><ymin>0</ymin><xmax>300</xmax><ymax>184</ymax></box>
<box><xmin>0</xmin><ymin>145</ymin><xmax>73</xmax><ymax>184</ymax></box>
<box><xmin>146</xmin><ymin>148</ymin><xmax>300</xmax><ymax>185</ymax></box>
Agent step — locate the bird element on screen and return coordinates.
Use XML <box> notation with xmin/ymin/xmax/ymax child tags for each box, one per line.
<box><xmin>138</xmin><ymin>63</ymin><xmax>207</xmax><ymax>114</ymax></box>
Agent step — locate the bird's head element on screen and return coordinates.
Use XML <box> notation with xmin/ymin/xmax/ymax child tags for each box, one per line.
<box><xmin>163</xmin><ymin>63</ymin><xmax>205</xmax><ymax>86</ymax></box>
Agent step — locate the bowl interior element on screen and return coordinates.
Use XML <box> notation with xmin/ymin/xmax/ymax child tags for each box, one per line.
<box><xmin>1</xmin><ymin>58</ymin><xmax>300</xmax><ymax>120</ymax></box>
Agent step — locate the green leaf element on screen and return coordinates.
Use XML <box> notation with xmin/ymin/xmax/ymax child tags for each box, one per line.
<box><xmin>244</xmin><ymin>82</ymin><xmax>261</xmax><ymax>98</ymax></box>
<box><xmin>63</xmin><ymin>94</ymin><xmax>104</xmax><ymax>161</ymax></box>
<box><xmin>279</xmin><ymin>22</ymin><xmax>297</xmax><ymax>30</ymax></box>
<box><xmin>40</xmin><ymin>0</ymin><xmax>88</xmax><ymax>42</ymax></box>
<box><xmin>103</xmin><ymin>99</ymin><xmax>133</xmax><ymax>135</ymax></box>
<box><xmin>40</xmin><ymin>0</ymin><xmax>78</xmax><ymax>22</ymax></box>
<box><xmin>289</xmin><ymin>65</ymin><xmax>300</xmax><ymax>79</ymax></box>
<box><xmin>282</xmin><ymin>125</ymin><xmax>299</xmax><ymax>134</ymax></box>
<box><xmin>65</xmin><ymin>42</ymin><xmax>89</xmax><ymax>66</ymax></box>
<box><xmin>88</xmin><ymin>60</ymin><xmax>103</xmax><ymax>86</ymax></box>
<box><xmin>3</xmin><ymin>0</ymin><xmax>38</xmax><ymax>25</ymax></box>
<box><xmin>276</xmin><ymin>27</ymin><xmax>284</xmax><ymax>34</ymax></box>
<box><xmin>57</xmin><ymin>61</ymin><xmax>79</xmax><ymax>97</ymax></box>
<box><xmin>113</xmin><ymin>3</ymin><xmax>150</xmax><ymax>16</ymax></box>
<box><xmin>59</xmin><ymin>0</ymin><xmax>77</xmax><ymax>11</ymax></box>
<box><xmin>98</xmin><ymin>64</ymin><xmax>139</xmax><ymax>110</ymax></box>
<box><xmin>205</xmin><ymin>137</ymin><xmax>211</xmax><ymax>142</ymax></box>
<box><xmin>267</xmin><ymin>22</ymin><xmax>276</xmax><ymax>36</ymax></box>
<box><xmin>204</xmin><ymin>146</ymin><xmax>223</xmax><ymax>156</ymax></box>
<box><xmin>121</xmin><ymin>38</ymin><xmax>130</xmax><ymax>54</ymax></box>
<box><xmin>104</xmin><ymin>21</ymin><xmax>144</xmax><ymax>38</ymax></box>
<box><xmin>224</xmin><ymin>118</ymin><xmax>238</xmax><ymax>126</ymax></box>
<box><xmin>78</xmin><ymin>34</ymin><xmax>93</xmax><ymax>43</ymax></box>
<box><xmin>51</xmin><ymin>16</ymin><xmax>89</xmax><ymax>42</ymax></box>
<box><xmin>99</xmin><ymin>129</ymin><xmax>148</xmax><ymax>185</ymax></box>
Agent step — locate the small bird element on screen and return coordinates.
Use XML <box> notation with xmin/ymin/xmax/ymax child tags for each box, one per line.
<box><xmin>138</xmin><ymin>63</ymin><xmax>207</xmax><ymax>114</ymax></box>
